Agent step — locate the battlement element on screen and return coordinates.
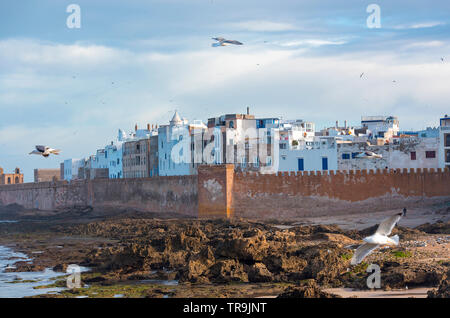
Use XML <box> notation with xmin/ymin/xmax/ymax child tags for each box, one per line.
<box><xmin>1</xmin><ymin>165</ymin><xmax>449</xmax><ymax>220</ymax></box>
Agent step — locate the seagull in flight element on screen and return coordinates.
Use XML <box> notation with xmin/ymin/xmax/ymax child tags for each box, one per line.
<box><xmin>212</xmin><ymin>37</ymin><xmax>243</xmax><ymax>47</ymax></box>
<box><xmin>360</xmin><ymin>72</ymin><xmax>364</xmax><ymax>78</ymax></box>
<box><xmin>29</xmin><ymin>145</ymin><xmax>61</xmax><ymax>158</ymax></box>
<box><xmin>351</xmin><ymin>208</ymin><xmax>407</xmax><ymax>265</ymax></box>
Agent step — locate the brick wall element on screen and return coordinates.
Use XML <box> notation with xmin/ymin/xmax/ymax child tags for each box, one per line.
<box><xmin>1</xmin><ymin>166</ymin><xmax>450</xmax><ymax>219</ymax></box>
<box><xmin>231</xmin><ymin>168</ymin><xmax>450</xmax><ymax>219</ymax></box>
<box><xmin>0</xmin><ymin>176</ymin><xmax>197</xmax><ymax>216</ymax></box>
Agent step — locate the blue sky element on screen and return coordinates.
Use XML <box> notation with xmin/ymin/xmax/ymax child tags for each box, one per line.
<box><xmin>1</xmin><ymin>0</ymin><xmax>450</xmax><ymax>181</ymax></box>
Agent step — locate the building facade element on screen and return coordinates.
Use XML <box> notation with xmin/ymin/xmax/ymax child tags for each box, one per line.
<box><xmin>34</xmin><ymin>169</ymin><xmax>60</xmax><ymax>182</ymax></box>
<box><xmin>63</xmin><ymin>159</ymin><xmax>85</xmax><ymax>181</ymax></box>
<box><xmin>439</xmin><ymin>115</ymin><xmax>450</xmax><ymax>171</ymax></box>
<box><xmin>158</xmin><ymin>111</ymin><xmax>207</xmax><ymax>176</ymax></box>
<box><xmin>337</xmin><ymin>137</ymin><xmax>439</xmax><ymax>171</ymax></box>
<box><xmin>0</xmin><ymin>167</ymin><xmax>24</xmax><ymax>185</ymax></box>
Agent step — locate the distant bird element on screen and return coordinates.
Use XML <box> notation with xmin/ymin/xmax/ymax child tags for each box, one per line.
<box><xmin>392</xmin><ymin>80</ymin><xmax>397</xmax><ymax>83</ymax></box>
<box><xmin>441</xmin><ymin>57</ymin><xmax>444</xmax><ymax>62</ymax></box>
<box><xmin>360</xmin><ymin>72</ymin><xmax>364</xmax><ymax>78</ymax></box>
<box><xmin>355</xmin><ymin>151</ymin><xmax>382</xmax><ymax>159</ymax></box>
<box><xmin>212</xmin><ymin>37</ymin><xmax>243</xmax><ymax>47</ymax></box>
<box><xmin>351</xmin><ymin>208</ymin><xmax>407</xmax><ymax>265</ymax></box>
<box><xmin>29</xmin><ymin>145</ymin><xmax>61</xmax><ymax>158</ymax></box>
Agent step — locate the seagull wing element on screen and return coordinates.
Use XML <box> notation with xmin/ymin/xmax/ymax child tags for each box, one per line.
<box><xmin>224</xmin><ymin>40</ymin><xmax>243</xmax><ymax>45</ymax></box>
<box><xmin>351</xmin><ymin>243</ymin><xmax>379</xmax><ymax>265</ymax></box>
<box><xmin>375</xmin><ymin>213</ymin><xmax>403</xmax><ymax>236</ymax></box>
<box><xmin>49</xmin><ymin>149</ymin><xmax>61</xmax><ymax>154</ymax></box>
<box><xmin>35</xmin><ymin>145</ymin><xmax>46</xmax><ymax>152</ymax></box>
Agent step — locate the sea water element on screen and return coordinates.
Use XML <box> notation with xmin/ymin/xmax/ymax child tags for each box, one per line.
<box><xmin>0</xmin><ymin>245</ymin><xmax>88</xmax><ymax>298</ymax></box>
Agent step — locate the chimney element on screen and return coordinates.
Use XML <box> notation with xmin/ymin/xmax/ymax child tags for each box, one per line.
<box><xmin>135</xmin><ymin>123</ymin><xmax>138</xmax><ymax>131</ymax></box>
<box><xmin>247</xmin><ymin>107</ymin><xmax>249</xmax><ymax>115</ymax></box>
<box><xmin>336</xmin><ymin>120</ymin><xmax>338</xmax><ymax>129</ymax></box>
<box><xmin>147</xmin><ymin>123</ymin><xmax>150</xmax><ymax>131</ymax></box>
<box><xmin>344</xmin><ymin>120</ymin><xmax>347</xmax><ymax>129</ymax></box>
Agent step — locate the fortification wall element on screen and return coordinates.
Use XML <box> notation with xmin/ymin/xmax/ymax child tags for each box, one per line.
<box><xmin>231</xmin><ymin>168</ymin><xmax>450</xmax><ymax>219</ymax></box>
<box><xmin>0</xmin><ymin>176</ymin><xmax>198</xmax><ymax>216</ymax></box>
<box><xmin>0</xmin><ymin>166</ymin><xmax>449</xmax><ymax>219</ymax></box>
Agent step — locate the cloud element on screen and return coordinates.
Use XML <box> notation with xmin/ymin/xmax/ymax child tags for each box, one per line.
<box><xmin>223</xmin><ymin>20</ymin><xmax>298</xmax><ymax>32</ymax></box>
<box><xmin>278</xmin><ymin>39</ymin><xmax>347</xmax><ymax>47</ymax></box>
<box><xmin>393</xmin><ymin>21</ymin><xmax>446</xmax><ymax>30</ymax></box>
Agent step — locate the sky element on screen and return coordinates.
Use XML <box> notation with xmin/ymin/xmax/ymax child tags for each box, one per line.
<box><xmin>1</xmin><ymin>0</ymin><xmax>450</xmax><ymax>181</ymax></box>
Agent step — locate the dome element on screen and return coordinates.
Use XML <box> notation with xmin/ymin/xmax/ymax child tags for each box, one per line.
<box><xmin>170</xmin><ymin>111</ymin><xmax>182</xmax><ymax>126</ymax></box>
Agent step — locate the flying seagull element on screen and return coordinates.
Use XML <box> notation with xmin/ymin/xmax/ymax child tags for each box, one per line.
<box><xmin>212</xmin><ymin>37</ymin><xmax>243</xmax><ymax>47</ymax></box>
<box><xmin>351</xmin><ymin>208</ymin><xmax>407</xmax><ymax>265</ymax></box>
<box><xmin>441</xmin><ymin>57</ymin><xmax>444</xmax><ymax>62</ymax></box>
<box><xmin>29</xmin><ymin>145</ymin><xmax>61</xmax><ymax>158</ymax></box>
<box><xmin>354</xmin><ymin>151</ymin><xmax>383</xmax><ymax>159</ymax></box>
<box><xmin>360</xmin><ymin>72</ymin><xmax>364</xmax><ymax>78</ymax></box>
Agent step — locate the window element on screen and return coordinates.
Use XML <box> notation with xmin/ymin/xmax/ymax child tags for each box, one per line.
<box><xmin>445</xmin><ymin>134</ymin><xmax>450</xmax><ymax>147</ymax></box>
<box><xmin>342</xmin><ymin>153</ymin><xmax>350</xmax><ymax>160</ymax></box>
<box><xmin>446</xmin><ymin>150</ymin><xmax>450</xmax><ymax>163</ymax></box>
<box><xmin>280</xmin><ymin>143</ymin><xmax>287</xmax><ymax>149</ymax></box>
<box><xmin>352</xmin><ymin>152</ymin><xmax>359</xmax><ymax>159</ymax></box>
<box><xmin>410</xmin><ymin>152</ymin><xmax>416</xmax><ymax>160</ymax></box>
<box><xmin>298</xmin><ymin>158</ymin><xmax>304</xmax><ymax>171</ymax></box>
<box><xmin>322</xmin><ymin>157</ymin><xmax>328</xmax><ymax>170</ymax></box>
<box><xmin>425</xmin><ymin>151</ymin><xmax>436</xmax><ymax>159</ymax></box>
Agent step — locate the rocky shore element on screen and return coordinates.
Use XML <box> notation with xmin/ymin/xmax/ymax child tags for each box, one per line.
<box><xmin>0</xmin><ymin>204</ymin><xmax>448</xmax><ymax>298</ymax></box>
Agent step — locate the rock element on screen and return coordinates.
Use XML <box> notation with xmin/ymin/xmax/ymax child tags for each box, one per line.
<box><xmin>416</xmin><ymin>221</ymin><xmax>450</xmax><ymax>235</ymax></box>
<box><xmin>215</xmin><ymin>232</ymin><xmax>270</xmax><ymax>262</ymax></box>
<box><xmin>277</xmin><ymin>280</ymin><xmax>340</xmax><ymax>298</ymax></box>
<box><xmin>382</xmin><ymin>262</ymin><xmax>445</xmax><ymax>289</ymax></box>
<box><xmin>296</xmin><ymin>244</ymin><xmax>348</xmax><ymax>285</ymax></box>
<box><xmin>312</xmin><ymin>233</ymin><xmax>358</xmax><ymax>246</ymax></box>
<box><xmin>53</xmin><ymin>263</ymin><xmax>68</xmax><ymax>272</ymax></box>
<box><xmin>209</xmin><ymin>260</ymin><xmax>248</xmax><ymax>283</ymax></box>
<box><xmin>263</xmin><ymin>254</ymin><xmax>307</xmax><ymax>274</ymax></box>
<box><xmin>428</xmin><ymin>270</ymin><xmax>450</xmax><ymax>298</ymax></box>
<box><xmin>248</xmin><ymin>263</ymin><xmax>273</xmax><ymax>282</ymax></box>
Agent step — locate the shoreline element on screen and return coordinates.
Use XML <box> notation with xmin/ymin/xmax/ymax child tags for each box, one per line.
<box><xmin>0</xmin><ymin>204</ymin><xmax>448</xmax><ymax>298</ymax></box>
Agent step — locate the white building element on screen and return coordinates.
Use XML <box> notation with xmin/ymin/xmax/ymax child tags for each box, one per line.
<box><xmin>337</xmin><ymin>137</ymin><xmax>439</xmax><ymax>171</ymax></box>
<box><xmin>63</xmin><ymin>158</ymin><xmax>85</xmax><ymax>181</ymax></box>
<box><xmin>278</xmin><ymin>136</ymin><xmax>338</xmax><ymax>172</ymax></box>
<box><xmin>361</xmin><ymin>116</ymin><xmax>399</xmax><ymax>142</ymax></box>
<box><xmin>158</xmin><ymin>111</ymin><xmax>207</xmax><ymax>176</ymax></box>
<box><xmin>439</xmin><ymin>115</ymin><xmax>450</xmax><ymax>171</ymax></box>
<box><xmin>105</xmin><ymin>142</ymin><xmax>123</xmax><ymax>179</ymax></box>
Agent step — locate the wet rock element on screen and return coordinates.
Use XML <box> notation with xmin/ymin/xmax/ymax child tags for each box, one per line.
<box><xmin>52</xmin><ymin>263</ymin><xmax>68</xmax><ymax>272</ymax></box>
